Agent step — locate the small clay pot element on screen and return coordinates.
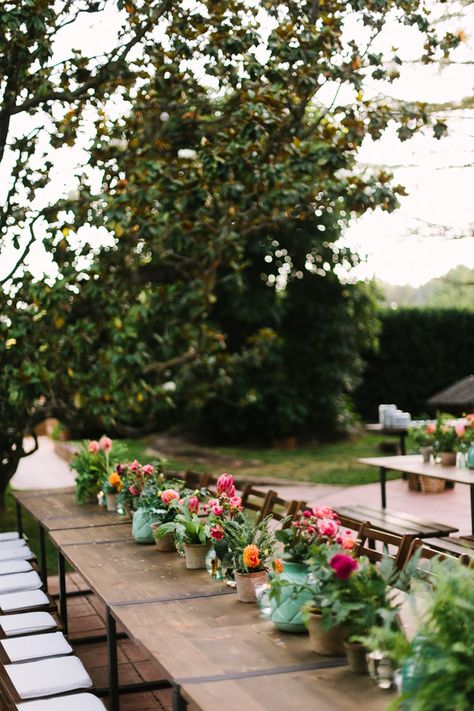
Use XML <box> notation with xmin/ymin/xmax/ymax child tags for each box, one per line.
<box><xmin>183</xmin><ymin>543</ymin><xmax>211</xmax><ymax>569</ymax></box>
<box><xmin>105</xmin><ymin>493</ymin><xmax>117</xmax><ymax>512</ymax></box>
<box><xmin>307</xmin><ymin>613</ymin><xmax>347</xmax><ymax>656</ymax></box>
<box><xmin>153</xmin><ymin>531</ymin><xmax>176</xmax><ymax>553</ymax></box>
<box><xmin>440</xmin><ymin>451</ymin><xmax>456</xmax><ymax>467</ymax></box>
<box><xmin>234</xmin><ymin>570</ymin><xmax>269</xmax><ymax>603</ymax></box>
<box><xmin>344</xmin><ymin>641</ymin><xmax>369</xmax><ymax>674</ymax></box>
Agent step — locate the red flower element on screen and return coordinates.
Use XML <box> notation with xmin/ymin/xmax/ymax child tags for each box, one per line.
<box><xmin>210</xmin><ymin>525</ymin><xmax>224</xmax><ymax>540</ymax></box>
<box><xmin>329</xmin><ymin>553</ymin><xmax>358</xmax><ymax>580</ymax></box>
<box><xmin>187</xmin><ymin>495</ymin><xmax>200</xmax><ymax>514</ymax></box>
<box><xmin>216</xmin><ymin>473</ymin><xmax>236</xmax><ymax>498</ymax></box>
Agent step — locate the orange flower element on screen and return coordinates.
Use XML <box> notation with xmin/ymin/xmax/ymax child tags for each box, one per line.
<box><xmin>272</xmin><ymin>558</ymin><xmax>284</xmax><ymax>574</ymax></box>
<box><xmin>108</xmin><ymin>472</ymin><xmax>121</xmax><ymax>487</ymax></box>
<box><xmin>242</xmin><ymin>544</ymin><xmax>261</xmax><ymax>569</ymax></box>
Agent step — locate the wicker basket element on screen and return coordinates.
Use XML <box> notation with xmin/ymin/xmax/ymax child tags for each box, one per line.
<box><xmin>407</xmin><ymin>474</ymin><xmax>422</xmax><ymax>492</ymax></box>
<box><xmin>420</xmin><ymin>475</ymin><xmax>446</xmax><ymax>494</ymax></box>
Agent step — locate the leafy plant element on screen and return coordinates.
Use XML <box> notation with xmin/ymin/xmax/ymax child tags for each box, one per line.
<box><xmin>155</xmin><ymin>497</ymin><xmax>210</xmax><ymax>545</ymax></box>
<box><xmin>221</xmin><ymin>512</ymin><xmax>276</xmax><ymax>573</ymax></box>
<box><xmin>408</xmin><ymin>424</ymin><xmax>436</xmax><ymax>450</ymax></box>
<box><xmin>433</xmin><ymin>414</ymin><xmax>465</xmax><ymax>453</ymax></box>
<box><xmin>70</xmin><ymin>437</ymin><xmax>128</xmax><ymax>504</ymax></box>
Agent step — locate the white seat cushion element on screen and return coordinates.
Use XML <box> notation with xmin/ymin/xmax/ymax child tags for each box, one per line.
<box><xmin>6</xmin><ymin>656</ymin><xmax>93</xmax><ymax>699</ymax></box>
<box><xmin>0</xmin><ymin>590</ymin><xmax>49</xmax><ymax>613</ymax></box>
<box><xmin>0</xmin><ymin>532</ymin><xmax>20</xmax><ymax>542</ymax></box>
<box><xmin>1</xmin><ymin>631</ymin><xmax>71</xmax><ymax>662</ymax></box>
<box><xmin>16</xmin><ymin>693</ymin><xmax>106</xmax><ymax>710</ymax></box>
<box><xmin>0</xmin><ymin>539</ymin><xmax>27</xmax><ymax>549</ymax></box>
<box><xmin>0</xmin><ymin>612</ymin><xmax>56</xmax><ymax>637</ymax></box>
<box><xmin>0</xmin><ymin>560</ymin><xmax>33</xmax><ymax>576</ymax></box>
<box><xmin>0</xmin><ymin>546</ymin><xmax>34</xmax><ymax>562</ymax></box>
<box><xmin>0</xmin><ymin>571</ymin><xmax>42</xmax><ymax>595</ymax></box>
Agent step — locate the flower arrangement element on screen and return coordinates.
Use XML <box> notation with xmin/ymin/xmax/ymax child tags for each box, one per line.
<box><xmin>275</xmin><ymin>506</ymin><xmax>356</xmax><ymax>564</ymax></box>
<box><xmin>154</xmin><ymin>494</ymin><xmax>210</xmax><ymax>546</ymax></box>
<box><xmin>103</xmin><ymin>471</ymin><xmax>123</xmax><ymax>495</ymax></box>
<box><xmin>408</xmin><ymin>423</ymin><xmax>436</xmax><ymax>450</ymax></box>
<box><xmin>70</xmin><ymin>436</ymin><xmax>128</xmax><ymax>504</ymax></box>
<box><xmin>433</xmin><ymin>414</ymin><xmax>466</xmax><ymax>454</ymax></box>
<box><xmin>116</xmin><ymin>460</ymin><xmax>162</xmax><ymax>512</ymax></box>
<box><xmin>220</xmin><ymin>512</ymin><xmax>275</xmax><ymax>574</ymax></box>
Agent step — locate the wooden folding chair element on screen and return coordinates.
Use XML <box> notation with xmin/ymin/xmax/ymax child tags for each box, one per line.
<box><xmin>266</xmin><ymin>496</ymin><xmax>307</xmax><ymax>529</ymax></box>
<box><xmin>405</xmin><ymin>538</ymin><xmax>472</xmax><ymax>568</ymax></box>
<box><xmin>240</xmin><ymin>484</ymin><xmax>276</xmax><ymax>521</ymax></box>
<box><xmin>355</xmin><ymin>522</ymin><xmax>415</xmax><ymax>569</ymax></box>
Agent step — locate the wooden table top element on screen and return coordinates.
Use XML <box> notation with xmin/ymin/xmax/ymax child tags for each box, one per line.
<box><xmin>14</xmin><ymin>488</ymin><xmax>127</xmax><ymax>530</ymax></box>
<box><xmin>365</xmin><ymin>423</ymin><xmax>408</xmax><ymax>434</ymax></box>
<box><xmin>358</xmin><ymin>454</ymin><xmax>474</xmax><ymax>485</ymax></box>
<box><xmin>49</xmin><ymin>523</ymin><xmax>133</xmax><ymax>547</ymax></box>
<box><xmin>180</xmin><ymin>667</ymin><xmax>394</xmax><ymax>711</ymax></box>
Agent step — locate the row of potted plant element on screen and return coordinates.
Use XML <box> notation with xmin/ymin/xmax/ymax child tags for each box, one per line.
<box><xmin>408</xmin><ymin>413</ymin><xmax>474</xmax><ymax>467</ymax></box>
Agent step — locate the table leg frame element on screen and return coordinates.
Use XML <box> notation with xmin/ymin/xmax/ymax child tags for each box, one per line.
<box><xmin>58</xmin><ymin>548</ymin><xmax>68</xmax><ymax>636</ymax></box>
<box><xmin>380</xmin><ymin>467</ymin><xmax>387</xmax><ymax>509</ymax></box>
<box><xmin>15</xmin><ymin>501</ymin><xmax>23</xmax><ymax>538</ymax></box>
<box><xmin>38</xmin><ymin>523</ymin><xmax>48</xmax><ymax>593</ymax></box>
<box><xmin>173</xmin><ymin>684</ymin><xmax>188</xmax><ymax>710</ymax></box>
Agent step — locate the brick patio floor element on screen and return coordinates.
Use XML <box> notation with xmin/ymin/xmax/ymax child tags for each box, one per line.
<box><xmin>48</xmin><ymin>573</ymin><xmax>173</xmax><ymax>711</ymax></box>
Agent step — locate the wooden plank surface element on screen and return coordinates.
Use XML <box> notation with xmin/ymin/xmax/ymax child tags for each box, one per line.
<box><xmin>180</xmin><ymin>667</ymin><xmax>395</xmax><ymax>711</ymax></box>
<box><xmin>112</xmin><ymin>595</ymin><xmax>323</xmax><ymax>681</ymax></box>
<box><xmin>49</xmin><ymin>523</ymin><xmax>133</xmax><ymax>547</ymax></box>
<box><xmin>14</xmin><ymin>488</ymin><xmax>126</xmax><ymax>530</ymax></box>
<box><xmin>358</xmin><ymin>455</ymin><xmax>474</xmax><ymax>485</ymax></box>
<box><xmin>336</xmin><ymin>505</ymin><xmax>457</xmax><ymax>536</ymax></box>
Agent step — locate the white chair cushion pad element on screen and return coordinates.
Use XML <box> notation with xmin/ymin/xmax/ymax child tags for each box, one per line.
<box><xmin>0</xmin><ymin>560</ymin><xmax>32</xmax><ymax>576</ymax></box>
<box><xmin>0</xmin><ymin>571</ymin><xmax>42</xmax><ymax>595</ymax></box>
<box><xmin>16</xmin><ymin>693</ymin><xmax>106</xmax><ymax>710</ymax></box>
<box><xmin>0</xmin><ymin>612</ymin><xmax>56</xmax><ymax>637</ymax></box>
<box><xmin>0</xmin><ymin>547</ymin><xmax>34</xmax><ymax>562</ymax></box>
<box><xmin>0</xmin><ymin>532</ymin><xmax>20</xmax><ymax>542</ymax></box>
<box><xmin>1</xmin><ymin>632</ymin><xmax>71</xmax><ymax>662</ymax></box>
<box><xmin>6</xmin><ymin>656</ymin><xmax>92</xmax><ymax>699</ymax></box>
<box><xmin>0</xmin><ymin>590</ymin><xmax>49</xmax><ymax>613</ymax></box>
<box><xmin>0</xmin><ymin>539</ymin><xmax>26</xmax><ymax>549</ymax></box>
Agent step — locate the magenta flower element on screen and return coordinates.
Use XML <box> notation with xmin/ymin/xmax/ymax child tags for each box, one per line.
<box><xmin>229</xmin><ymin>496</ymin><xmax>242</xmax><ymax>510</ymax></box>
<box><xmin>99</xmin><ymin>436</ymin><xmax>112</xmax><ymax>452</ymax></box>
<box><xmin>302</xmin><ymin>509</ymin><xmax>313</xmax><ymax>518</ymax></box>
<box><xmin>88</xmin><ymin>440</ymin><xmax>100</xmax><ymax>454</ymax></box>
<box><xmin>210</xmin><ymin>525</ymin><xmax>224</xmax><ymax>541</ymax></box>
<box><xmin>142</xmin><ymin>464</ymin><xmax>154</xmax><ymax>476</ymax></box>
<box><xmin>216</xmin><ymin>473</ymin><xmax>236</xmax><ymax>498</ymax></box>
<box><xmin>330</xmin><ymin>553</ymin><xmax>358</xmax><ymax>580</ymax></box>
<box><xmin>187</xmin><ymin>495</ymin><xmax>200</xmax><ymax>514</ymax></box>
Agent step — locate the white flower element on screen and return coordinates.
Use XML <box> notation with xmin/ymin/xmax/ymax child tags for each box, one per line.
<box><xmin>109</xmin><ymin>138</ymin><xmax>127</xmax><ymax>150</ymax></box>
<box><xmin>67</xmin><ymin>189</ymin><xmax>79</xmax><ymax>200</ymax></box>
<box><xmin>334</xmin><ymin>169</ymin><xmax>352</xmax><ymax>180</ymax></box>
<box><xmin>177</xmin><ymin>148</ymin><xmax>197</xmax><ymax>160</ymax></box>
<box><xmin>160</xmin><ymin>111</ymin><xmax>170</xmax><ymax>121</ymax></box>
<box><xmin>162</xmin><ymin>381</ymin><xmax>176</xmax><ymax>393</ymax></box>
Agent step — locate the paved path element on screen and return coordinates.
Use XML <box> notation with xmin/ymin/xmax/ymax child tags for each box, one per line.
<box><xmin>11</xmin><ymin>437</ymin><xmax>471</xmax><ymax>535</ymax></box>
<box><xmin>11</xmin><ymin>436</ymin><xmax>75</xmax><ymax>489</ymax></box>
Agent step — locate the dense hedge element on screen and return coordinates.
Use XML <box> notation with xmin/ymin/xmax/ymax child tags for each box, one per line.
<box><xmin>354</xmin><ymin>308</ymin><xmax>474</xmax><ymax>420</ymax></box>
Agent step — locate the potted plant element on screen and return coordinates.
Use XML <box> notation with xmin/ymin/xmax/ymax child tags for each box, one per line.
<box><xmin>102</xmin><ymin>470</ymin><xmax>123</xmax><ymax>512</ymax></box>
<box><xmin>116</xmin><ymin>460</ymin><xmax>159</xmax><ymax>518</ymax></box>
<box><xmin>269</xmin><ymin>506</ymin><xmax>356</xmax><ymax>633</ymax></box>
<box><xmin>151</xmin><ymin>488</ymin><xmax>197</xmax><ymax>552</ymax></box>
<box><xmin>221</xmin><ymin>512</ymin><xmax>276</xmax><ymax>602</ymax></box>
<box><xmin>408</xmin><ymin>424</ymin><xmax>435</xmax><ymax>463</ymax></box>
<box><xmin>204</xmin><ymin>474</ymin><xmax>244</xmax><ymax>580</ymax></box>
<box><xmin>70</xmin><ymin>435</ymin><xmax>128</xmax><ymax>505</ymax></box>
<box><xmin>433</xmin><ymin>415</ymin><xmax>465</xmax><ymax>467</ymax></box>
<box><xmin>155</xmin><ymin>495</ymin><xmax>211</xmax><ymax>568</ymax></box>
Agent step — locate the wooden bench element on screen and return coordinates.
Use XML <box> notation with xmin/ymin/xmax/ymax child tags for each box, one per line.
<box><xmin>416</xmin><ymin>536</ymin><xmax>474</xmax><ymax>561</ymax></box>
<box><xmin>335</xmin><ymin>505</ymin><xmax>457</xmax><ymax>541</ymax></box>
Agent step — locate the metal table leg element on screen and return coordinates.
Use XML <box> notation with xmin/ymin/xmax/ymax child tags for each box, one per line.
<box><xmin>380</xmin><ymin>467</ymin><xmax>387</xmax><ymax>509</ymax></box>
<box><xmin>107</xmin><ymin>607</ymin><xmax>120</xmax><ymax>711</ymax></box>
<box><xmin>58</xmin><ymin>548</ymin><xmax>68</xmax><ymax>636</ymax></box>
<box><xmin>38</xmin><ymin>523</ymin><xmax>48</xmax><ymax>593</ymax></box>
<box><xmin>173</xmin><ymin>683</ymin><xmax>188</xmax><ymax>711</ymax></box>
<box><xmin>16</xmin><ymin>501</ymin><xmax>23</xmax><ymax>538</ymax></box>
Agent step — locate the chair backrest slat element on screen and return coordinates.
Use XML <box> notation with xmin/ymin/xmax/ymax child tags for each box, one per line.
<box><xmin>355</xmin><ymin>521</ymin><xmax>414</xmax><ymax>569</ymax></box>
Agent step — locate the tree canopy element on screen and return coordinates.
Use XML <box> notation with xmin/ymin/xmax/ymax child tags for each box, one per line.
<box><xmin>0</xmin><ymin>0</ymin><xmax>463</xmax><ymax>503</ymax></box>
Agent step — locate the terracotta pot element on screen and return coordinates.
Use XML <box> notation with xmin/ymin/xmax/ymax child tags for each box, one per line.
<box><xmin>440</xmin><ymin>451</ymin><xmax>456</xmax><ymax>467</ymax></box>
<box><xmin>420</xmin><ymin>446</ymin><xmax>432</xmax><ymax>464</ymax></box>
<box><xmin>306</xmin><ymin>613</ymin><xmax>347</xmax><ymax>656</ymax></box>
<box><xmin>154</xmin><ymin>531</ymin><xmax>176</xmax><ymax>553</ymax></box>
<box><xmin>234</xmin><ymin>570</ymin><xmax>268</xmax><ymax>603</ymax></box>
<box><xmin>183</xmin><ymin>543</ymin><xmax>211</xmax><ymax>569</ymax></box>
<box><xmin>344</xmin><ymin>641</ymin><xmax>369</xmax><ymax>674</ymax></box>
<box><xmin>105</xmin><ymin>492</ymin><xmax>118</xmax><ymax>512</ymax></box>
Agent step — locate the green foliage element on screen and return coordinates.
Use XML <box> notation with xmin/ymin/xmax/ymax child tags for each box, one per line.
<box><xmin>156</xmin><ymin>499</ymin><xmax>210</xmax><ymax>545</ymax></box>
<box><xmin>355</xmin><ymin>308</ymin><xmax>474</xmax><ymax>420</ymax></box>
<box><xmin>221</xmin><ymin>512</ymin><xmax>276</xmax><ymax>573</ymax></box>
<box><xmin>408</xmin><ymin>424</ymin><xmax>435</xmax><ymax>450</ymax></box>
<box><xmin>380</xmin><ymin>267</ymin><xmax>474</xmax><ymax>311</ymax></box>
<box><xmin>70</xmin><ymin>438</ymin><xmax>128</xmax><ymax>504</ymax></box>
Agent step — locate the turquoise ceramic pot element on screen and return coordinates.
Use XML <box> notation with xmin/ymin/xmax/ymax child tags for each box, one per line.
<box><xmin>132</xmin><ymin>509</ymin><xmax>161</xmax><ymax>544</ymax></box>
<box><xmin>467</xmin><ymin>444</ymin><xmax>474</xmax><ymax>470</ymax></box>
<box><xmin>269</xmin><ymin>560</ymin><xmax>312</xmax><ymax>633</ymax></box>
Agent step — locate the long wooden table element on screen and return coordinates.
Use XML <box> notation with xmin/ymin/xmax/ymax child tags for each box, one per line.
<box><xmin>358</xmin><ymin>454</ymin><xmax>474</xmax><ymax>533</ymax></box>
<box><xmin>13</xmin><ymin>488</ymin><xmax>396</xmax><ymax>711</ymax></box>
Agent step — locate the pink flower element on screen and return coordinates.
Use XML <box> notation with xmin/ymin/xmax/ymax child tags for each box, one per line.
<box><xmin>161</xmin><ymin>489</ymin><xmax>180</xmax><ymax>505</ymax></box>
<box><xmin>229</xmin><ymin>496</ymin><xmax>242</xmax><ymax>509</ymax></box>
<box><xmin>330</xmin><ymin>553</ymin><xmax>358</xmax><ymax>580</ymax></box>
<box><xmin>129</xmin><ymin>459</ymin><xmax>140</xmax><ymax>472</ymax></box>
<box><xmin>341</xmin><ymin>536</ymin><xmax>356</xmax><ymax>551</ymax></box>
<box><xmin>217</xmin><ymin>473</ymin><xmax>236</xmax><ymax>498</ymax></box>
<box><xmin>210</xmin><ymin>503</ymin><xmax>224</xmax><ymax>516</ymax></box>
<box><xmin>99</xmin><ymin>436</ymin><xmax>112</xmax><ymax>452</ymax></box>
<box><xmin>317</xmin><ymin>518</ymin><xmax>339</xmax><ymax>538</ymax></box>
<box><xmin>210</xmin><ymin>525</ymin><xmax>224</xmax><ymax>540</ymax></box>
<box><xmin>426</xmin><ymin>423</ymin><xmax>436</xmax><ymax>434</ymax></box>
<box><xmin>142</xmin><ymin>464</ymin><xmax>154</xmax><ymax>476</ymax></box>
<box><xmin>306</xmin><ymin>525</ymin><xmax>315</xmax><ymax>535</ymax></box>
<box><xmin>187</xmin><ymin>495</ymin><xmax>200</xmax><ymax>514</ymax></box>
<box><xmin>455</xmin><ymin>422</ymin><xmax>465</xmax><ymax>437</ymax></box>
<box><xmin>88</xmin><ymin>440</ymin><xmax>100</xmax><ymax>454</ymax></box>
<box><xmin>129</xmin><ymin>485</ymin><xmax>139</xmax><ymax>496</ymax></box>
<box><xmin>302</xmin><ymin>510</ymin><xmax>313</xmax><ymax>518</ymax></box>
<box><xmin>319</xmin><ymin>506</ymin><xmax>336</xmax><ymax>519</ymax></box>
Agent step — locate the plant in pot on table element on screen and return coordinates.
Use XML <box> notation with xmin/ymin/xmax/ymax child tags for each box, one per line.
<box><xmin>220</xmin><ymin>512</ymin><xmax>276</xmax><ymax>602</ymax></box>
<box><xmin>155</xmin><ymin>494</ymin><xmax>212</xmax><ymax>568</ymax></box>
<box><xmin>433</xmin><ymin>415</ymin><xmax>465</xmax><ymax>467</ymax></box>
<box><xmin>408</xmin><ymin>424</ymin><xmax>435</xmax><ymax>464</ymax></box>
<box><xmin>116</xmin><ymin>460</ymin><xmax>160</xmax><ymax>519</ymax></box>
<box><xmin>102</xmin><ymin>470</ymin><xmax>124</xmax><ymax>512</ymax></box>
<box><xmin>204</xmin><ymin>474</ymin><xmax>244</xmax><ymax>580</ymax></box>
<box><xmin>268</xmin><ymin>506</ymin><xmax>357</xmax><ymax>633</ymax></box>
<box><xmin>128</xmin><ymin>469</ymin><xmax>184</xmax><ymax>544</ymax></box>
<box><xmin>150</xmin><ymin>487</ymin><xmax>197</xmax><ymax>552</ymax></box>
<box><xmin>70</xmin><ymin>435</ymin><xmax>128</xmax><ymax>505</ymax></box>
